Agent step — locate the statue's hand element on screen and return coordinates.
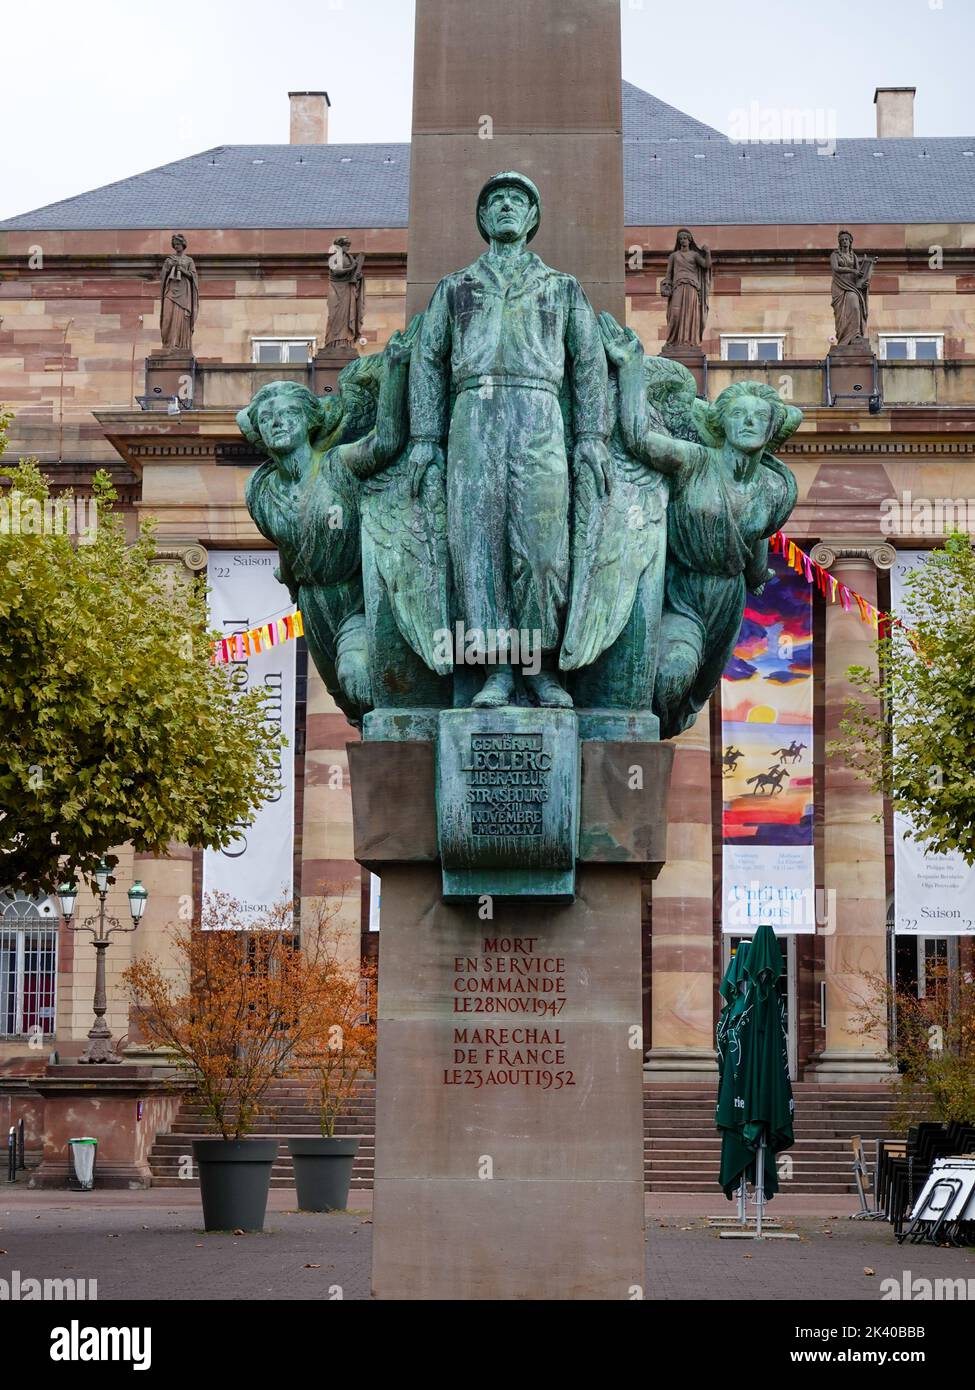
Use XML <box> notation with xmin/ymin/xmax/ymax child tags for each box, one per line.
<box><xmin>385</xmin><ymin>313</ymin><xmax>423</xmax><ymax>368</ymax></box>
<box><xmin>573</xmin><ymin>436</ymin><xmax>613</xmax><ymax>498</ymax></box>
<box><xmin>409</xmin><ymin>440</ymin><xmax>445</xmax><ymax>498</ymax></box>
<box><xmin>336</xmin><ymin>647</ymin><xmax>372</xmax><ymax>709</ymax></box>
<box><xmin>749</xmin><ymin>567</ymin><xmax>774</xmax><ymax>596</ymax></box>
<box><xmin>597</xmin><ymin>312</ymin><xmax>644</xmax><ymax>369</ymax></box>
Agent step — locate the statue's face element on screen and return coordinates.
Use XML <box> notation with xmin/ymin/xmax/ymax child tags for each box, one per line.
<box><xmin>173</xmin><ymin>236</ymin><xmax>187</xmax><ymax>253</ymax></box>
<box><xmin>723</xmin><ymin>395</ymin><xmax>773</xmax><ymax>453</ymax></box>
<box><xmin>256</xmin><ymin>395</ymin><xmax>308</xmax><ymax>455</ymax></box>
<box><xmin>678</xmin><ymin>233</ymin><xmax>691</xmax><ymax>250</ymax></box>
<box><xmin>838</xmin><ymin>233</ymin><xmax>852</xmax><ymax>252</ymax></box>
<box><xmin>481</xmin><ymin>185</ymin><xmax>537</xmax><ymax>243</ymax></box>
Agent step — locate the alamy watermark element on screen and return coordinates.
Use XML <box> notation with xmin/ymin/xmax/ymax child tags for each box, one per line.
<box><xmin>881</xmin><ymin>1270</ymin><xmax>975</xmax><ymax>1300</ymax></box>
<box><xmin>0</xmin><ymin>490</ymin><xmax>97</xmax><ymax>543</ymax></box>
<box><xmin>728</xmin><ymin>102</ymin><xmax>837</xmax><ymax>157</ymax></box>
<box><xmin>433</xmin><ymin>623</ymin><xmax>542</xmax><ymax>676</ymax></box>
<box><xmin>880</xmin><ymin>492</ymin><xmax>975</xmax><ymax>537</ymax></box>
<box><xmin>1</xmin><ymin>1268</ymin><xmax>97</xmax><ymax>1300</ymax></box>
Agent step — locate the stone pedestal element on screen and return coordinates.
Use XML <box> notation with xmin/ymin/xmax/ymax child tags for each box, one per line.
<box><xmin>26</xmin><ymin>1066</ymin><xmax>187</xmax><ymax>1189</ymax></box>
<box><xmin>826</xmin><ymin>346</ymin><xmax>878</xmax><ymax>405</ymax></box>
<box><xmin>659</xmin><ymin>344</ymin><xmax>707</xmax><ymax>396</ymax></box>
<box><xmin>144</xmin><ymin>352</ymin><xmax>195</xmax><ymax>407</ymax></box>
<box><xmin>350</xmin><ymin>736</ymin><xmax>673</xmax><ymax>1300</ymax></box>
<box><xmin>312</xmin><ymin>344</ymin><xmax>357</xmax><ymax>398</ymax></box>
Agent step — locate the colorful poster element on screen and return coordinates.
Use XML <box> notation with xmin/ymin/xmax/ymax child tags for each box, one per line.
<box><xmin>203</xmin><ymin>551</ymin><xmax>296</xmax><ymax>925</ymax></box>
<box><xmin>891</xmin><ymin>551</ymin><xmax>975</xmax><ymax>935</ymax></box>
<box><xmin>721</xmin><ymin>553</ymin><xmax>815</xmax><ymax>933</ymax></box>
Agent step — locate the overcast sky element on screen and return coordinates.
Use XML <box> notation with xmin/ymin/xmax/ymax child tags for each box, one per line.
<box><xmin>2</xmin><ymin>0</ymin><xmax>972</xmax><ymax>221</ymax></box>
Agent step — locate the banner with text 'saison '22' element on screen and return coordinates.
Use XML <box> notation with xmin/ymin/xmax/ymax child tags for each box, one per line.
<box><xmin>891</xmin><ymin>550</ymin><xmax>975</xmax><ymax>936</ymax></box>
<box><xmin>203</xmin><ymin>551</ymin><xmax>296</xmax><ymax>927</ymax></box>
<box><xmin>721</xmin><ymin>553</ymin><xmax>815</xmax><ymax>934</ymax></box>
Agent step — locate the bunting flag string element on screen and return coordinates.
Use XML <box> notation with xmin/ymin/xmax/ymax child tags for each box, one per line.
<box><xmin>211</xmin><ymin>609</ymin><xmax>304</xmax><ymax>664</ymax></box>
<box><xmin>768</xmin><ymin>532</ymin><xmax>915</xmax><ymax>648</ymax></box>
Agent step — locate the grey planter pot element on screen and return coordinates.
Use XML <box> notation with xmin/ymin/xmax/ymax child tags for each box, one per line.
<box><xmin>288</xmin><ymin>1136</ymin><xmax>360</xmax><ymax>1212</ymax></box>
<box><xmin>192</xmin><ymin>1138</ymin><xmax>278</xmax><ymax>1232</ymax></box>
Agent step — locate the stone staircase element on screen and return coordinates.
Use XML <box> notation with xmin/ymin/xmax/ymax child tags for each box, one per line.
<box><xmin>149</xmin><ymin>1079</ymin><xmax>902</xmax><ymax>1194</ymax></box>
<box><xmin>148</xmin><ymin>1078</ymin><xmax>376</xmax><ymax>1190</ymax></box>
<box><xmin>645</xmin><ymin>1083</ymin><xmax>903</xmax><ymax>1193</ymax></box>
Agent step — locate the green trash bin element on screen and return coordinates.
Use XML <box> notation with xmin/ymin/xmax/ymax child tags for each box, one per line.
<box><xmin>68</xmin><ymin>1137</ymin><xmax>97</xmax><ymax>1191</ymax></box>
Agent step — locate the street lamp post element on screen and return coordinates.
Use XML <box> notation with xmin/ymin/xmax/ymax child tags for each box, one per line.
<box><xmin>58</xmin><ymin>862</ymin><xmax>149</xmax><ymax>1065</ymax></box>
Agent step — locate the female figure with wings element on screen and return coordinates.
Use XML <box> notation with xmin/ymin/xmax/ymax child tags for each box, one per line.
<box><xmin>597</xmin><ymin>315</ymin><xmax>800</xmax><ymax>739</ymax></box>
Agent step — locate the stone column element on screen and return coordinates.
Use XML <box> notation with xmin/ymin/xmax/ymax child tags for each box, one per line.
<box><xmin>809</xmin><ymin>540</ymin><xmax>895</xmax><ymax>1082</ymax></box>
<box><xmin>124</xmin><ymin>540</ymin><xmax>206</xmax><ymax>1057</ymax></box>
<box><xmin>300</xmin><ymin>664</ymin><xmax>362</xmax><ymax>967</ymax></box>
<box><xmin>406</xmin><ymin>0</ymin><xmax>624</xmax><ymax>319</ymax></box>
<box><xmin>644</xmin><ymin>705</ymin><xmax>718</xmax><ymax>1081</ymax></box>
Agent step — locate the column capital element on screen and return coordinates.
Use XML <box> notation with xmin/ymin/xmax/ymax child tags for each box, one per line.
<box><xmin>810</xmin><ymin>539</ymin><xmax>896</xmax><ymax>572</ymax></box>
<box><xmin>151</xmin><ymin>539</ymin><xmax>208</xmax><ymax>572</ymax></box>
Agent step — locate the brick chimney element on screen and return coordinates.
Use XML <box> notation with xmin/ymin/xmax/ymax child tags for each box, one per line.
<box><xmin>289</xmin><ymin>91</ymin><xmax>330</xmax><ymax>144</ymax></box>
<box><xmin>874</xmin><ymin>87</ymin><xmax>915</xmax><ymax>138</ymax></box>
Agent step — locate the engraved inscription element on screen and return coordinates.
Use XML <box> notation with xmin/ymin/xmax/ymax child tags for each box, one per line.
<box><xmin>443</xmin><ymin>935</ymin><xmax>576</xmax><ymax>1088</ymax></box>
<box><xmin>462</xmin><ymin>732</ymin><xmax>551</xmax><ymax>838</ymax></box>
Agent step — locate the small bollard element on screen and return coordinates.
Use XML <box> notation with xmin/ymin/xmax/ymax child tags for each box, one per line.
<box><xmin>18</xmin><ymin>1118</ymin><xmax>25</xmax><ymax>1171</ymax></box>
<box><xmin>6</xmin><ymin>1127</ymin><xmax>15</xmax><ymax>1183</ymax></box>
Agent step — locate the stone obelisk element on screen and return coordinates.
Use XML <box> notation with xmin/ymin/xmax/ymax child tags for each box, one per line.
<box><xmin>405</xmin><ymin>0</ymin><xmax>624</xmax><ymax>321</ymax></box>
<box><xmin>359</xmin><ymin>0</ymin><xmax>658</xmax><ymax>1302</ymax></box>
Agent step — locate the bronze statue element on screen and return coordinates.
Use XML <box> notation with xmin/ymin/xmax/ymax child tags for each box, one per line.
<box><xmin>408</xmin><ymin>170</ymin><xmax>611</xmax><ymax>710</ymax></box>
<box><xmin>238</xmin><ymin>173</ymin><xmax>801</xmax><ymax>747</ymax></box>
<box><xmin>599</xmin><ymin>313</ymin><xmax>800</xmax><ymax>739</ymax></box>
<box><xmin>661</xmin><ymin>229</ymin><xmax>712</xmax><ymax>349</ymax></box>
<box><xmin>830</xmin><ymin>230</ymin><xmax>876</xmax><ymax>348</ymax></box>
<box><xmin>159</xmin><ymin>234</ymin><xmax>199</xmax><ymax>353</ymax></box>
<box><xmin>324</xmin><ymin>236</ymin><xmax>366</xmax><ymax>350</ymax></box>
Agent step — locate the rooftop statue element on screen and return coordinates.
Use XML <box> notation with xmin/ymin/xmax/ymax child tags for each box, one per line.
<box><xmin>159</xmin><ymin>233</ymin><xmax>198</xmax><ymax>353</ymax></box>
<box><xmin>324</xmin><ymin>236</ymin><xmax>366</xmax><ymax>351</ymax></box>
<box><xmin>830</xmin><ymin>229</ymin><xmax>877</xmax><ymax>349</ymax></box>
<box><xmin>660</xmin><ymin>228</ymin><xmax>712</xmax><ymax>351</ymax></box>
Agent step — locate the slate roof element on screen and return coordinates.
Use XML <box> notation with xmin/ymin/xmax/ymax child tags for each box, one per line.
<box><xmin>623</xmin><ymin>137</ymin><xmax>975</xmax><ymax>226</ymax></box>
<box><xmin>3</xmin><ymin>81</ymin><xmax>973</xmax><ymax>230</ymax></box>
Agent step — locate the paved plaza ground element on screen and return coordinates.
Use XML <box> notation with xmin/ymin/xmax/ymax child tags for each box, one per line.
<box><xmin>2</xmin><ymin>1188</ymin><xmax>973</xmax><ymax>1301</ymax></box>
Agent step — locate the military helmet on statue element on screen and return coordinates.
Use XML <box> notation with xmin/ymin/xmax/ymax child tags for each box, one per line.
<box><xmin>476</xmin><ymin>170</ymin><xmax>542</xmax><ymax>242</ymax></box>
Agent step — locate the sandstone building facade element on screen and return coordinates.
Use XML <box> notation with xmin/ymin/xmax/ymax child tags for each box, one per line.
<box><xmin>1</xmin><ymin>81</ymin><xmax>973</xmax><ymax>1087</ymax></box>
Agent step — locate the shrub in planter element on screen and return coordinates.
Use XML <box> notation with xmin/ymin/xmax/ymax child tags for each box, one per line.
<box><xmin>288</xmin><ymin>909</ymin><xmax>377</xmax><ymax>1213</ymax></box>
<box><xmin>124</xmin><ymin>893</ymin><xmax>317</xmax><ymax>1231</ymax></box>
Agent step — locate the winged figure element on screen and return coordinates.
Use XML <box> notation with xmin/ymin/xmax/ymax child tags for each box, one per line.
<box><xmin>595</xmin><ymin>313</ymin><xmax>800</xmax><ymax>739</ymax></box>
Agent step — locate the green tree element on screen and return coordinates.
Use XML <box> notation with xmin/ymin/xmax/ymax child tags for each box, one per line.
<box><xmin>828</xmin><ymin>533</ymin><xmax>975</xmax><ymax>864</ymax></box>
<box><xmin>0</xmin><ymin>423</ymin><xmax>282</xmax><ymax>896</ymax></box>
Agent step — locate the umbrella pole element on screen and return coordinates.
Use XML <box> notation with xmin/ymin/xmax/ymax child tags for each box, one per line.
<box><xmin>738</xmin><ymin>1174</ymin><xmax>747</xmax><ymax>1224</ymax></box>
<box><xmin>755</xmin><ymin>1137</ymin><xmax>765</xmax><ymax>1239</ymax></box>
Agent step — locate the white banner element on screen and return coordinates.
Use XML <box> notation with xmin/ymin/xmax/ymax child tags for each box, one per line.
<box><xmin>203</xmin><ymin>551</ymin><xmax>296</xmax><ymax>925</ymax></box>
<box><xmin>723</xmin><ymin>846</ymin><xmax>817</xmax><ymax>935</ymax></box>
<box><xmin>368</xmin><ymin>873</ymin><xmax>381</xmax><ymax>932</ymax></box>
<box><xmin>891</xmin><ymin>551</ymin><xmax>975</xmax><ymax>935</ymax></box>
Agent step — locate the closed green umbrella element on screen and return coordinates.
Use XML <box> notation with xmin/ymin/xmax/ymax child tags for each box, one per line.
<box><xmin>716</xmin><ymin>940</ymin><xmax>750</xmax><ymax>1080</ymax></box>
<box><xmin>716</xmin><ymin>922</ymin><xmax>794</xmax><ymax>1203</ymax></box>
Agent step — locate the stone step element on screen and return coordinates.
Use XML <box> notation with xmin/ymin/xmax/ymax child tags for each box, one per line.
<box><xmin>147</xmin><ymin>1079</ymin><xmax>903</xmax><ymax>1196</ymax></box>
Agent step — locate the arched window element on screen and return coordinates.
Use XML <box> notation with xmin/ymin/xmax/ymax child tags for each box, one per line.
<box><xmin>0</xmin><ymin>894</ymin><xmax>59</xmax><ymax>1039</ymax></box>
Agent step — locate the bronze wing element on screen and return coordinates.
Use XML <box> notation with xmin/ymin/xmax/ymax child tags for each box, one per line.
<box><xmin>360</xmin><ymin>453</ymin><xmax>452</xmax><ymax>676</ymax></box>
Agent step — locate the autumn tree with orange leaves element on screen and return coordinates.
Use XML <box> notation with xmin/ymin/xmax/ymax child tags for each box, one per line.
<box><xmin>124</xmin><ymin>893</ymin><xmax>375</xmax><ymax>1141</ymax></box>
